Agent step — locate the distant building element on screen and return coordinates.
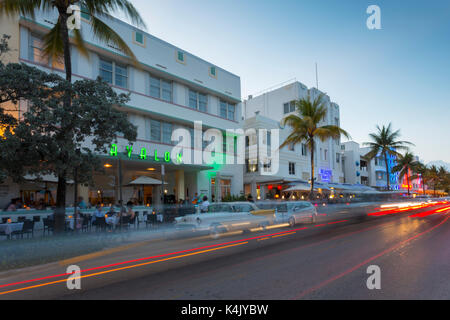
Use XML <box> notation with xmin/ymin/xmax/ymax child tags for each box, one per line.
<box><xmin>341</xmin><ymin>141</ymin><xmax>424</xmax><ymax>192</ymax></box>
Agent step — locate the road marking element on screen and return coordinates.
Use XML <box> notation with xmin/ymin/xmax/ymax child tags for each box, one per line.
<box><xmin>0</xmin><ymin>242</ymin><xmax>248</xmax><ymax>296</ymax></box>
<box><xmin>59</xmin><ymin>240</ymin><xmax>156</xmax><ymax>266</ymax></box>
<box><xmin>315</xmin><ymin>224</ymin><xmax>327</xmax><ymax>228</ymax></box>
<box><xmin>257</xmin><ymin>237</ymin><xmax>270</xmax><ymax>241</ymax></box>
<box><xmin>0</xmin><ymin>218</ymin><xmax>346</xmax><ymax>291</ymax></box>
<box><xmin>271</xmin><ymin>232</ymin><xmax>296</xmax><ymax>238</ymax></box>
<box><xmin>293</xmin><ymin>215</ymin><xmax>450</xmax><ymax>299</ymax></box>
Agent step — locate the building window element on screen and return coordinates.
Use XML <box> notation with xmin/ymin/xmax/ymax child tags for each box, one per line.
<box><xmin>289</xmin><ymin>162</ymin><xmax>296</xmax><ymax>175</ymax></box>
<box><xmin>336</xmin><ymin>153</ymin><xmax>340</xmax><ymax>163</ymax></box>
<box><xmin>115</xmin><ymin>63</ymin><xmax>128</xmax><ymax>88</ymax></box>
<box><xmin>263</xmin><ymin>160</ymin><xmax>272</xmax><ymax>172</ymax></box>
<box><xmin>99</xmin><ymin>59</ymin><xmax>113</xmax><ymax>84</ymax></box>
<box><xmin>176</xmin><ymin>51</ymin><xmax>185</xmax><ymax>64</ymax></box>
<box><xmin>220</xmin><ymin>101</ymin><xmax>227</xmax><ymax>118</ymax></box>
<box><xmin>288</xmin><ymin>143</ymin><xmax>295</xmax><ymax>151</ymax></box>
<box><xmin>29</xmin><ymin>34</ymin><xmax>64</xmax><ymax>70</ymax></box>
<box><xmin>133</xmin><ymin>31</ymin><xmax>145</xmax><ymax>46</ymax></box>
<box><xmin>80</xmin><ymin>4</ymin><xmax>91</xmax><ymax>21</ymax></box>
<box><xmin>149</xmin><ymin>75</ymin><xmax>172</xmax><ymax>102</ymax></box>
<box><xmin>150</xmin><ymin>119</ymin><xmax>174</xmax><ymax>145</ymax></box>
<box><xmin>162</xmin><ymin>122</ymin><xmax>173</xmax><ymax>145</ymax></box>
<box><xmin>209</xmin><ymin>66</ymin><xmax>217</xmax><ymax>78</ymax></box>
<box><xmin>220</xmin><ymin>100</ymin><xmax>236</xmax><ymax>120</ymax></box>
<box><xmin>221</xmin><ymin>179</ymin><xmax>231</xmax><ymax>198</ymax></box>
<box><xmin>324</xmin><ymin>149</ymin><xmax>328</xmax><ymax>161</ymax></box>
<box><xmin>246</xmin><ymin>159</ymin><xmax>258</xmax><ymax>173</ymax></box>
<box><xmin>189</xmin><ymin>89</ymin><xmax>207</xmax><ymax>112</ymax></box>
<box><xmin>99</xmin><ymin>58</ymin><xmax>128</xmax><ymax>88</ymax></box>
<box><xmin>283</xmin><ymin>101</ymin><xmax>296</xmax><ymax>114</ymax></box>
<box><xmin>301</xmin><ymin>143</ymin><xmax>307</xmax><ymax>156</ymax></box>
<box><xmin>150</xmin><ymin>119</ymin><xmax>161</xmax><ymax>142</ymax></box>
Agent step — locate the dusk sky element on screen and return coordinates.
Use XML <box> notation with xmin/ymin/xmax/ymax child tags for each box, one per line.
<box><xmin>120</xmin><ymin>0</ymin><xmax>450</xmax><ymax>164</ymax></box>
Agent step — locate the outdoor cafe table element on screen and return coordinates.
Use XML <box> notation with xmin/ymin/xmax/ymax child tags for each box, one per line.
<box><xmin>105</xmin><ymin>216</ymin><xmax>119</xmax><ymax>226</ymax></box>
<box><xmin>65</xmin><ymin>217</ymin><xmax>83</xmax><ymax>230</ymax></box>
<box><xmin>0</xmin><ymin>222</ymin><xmax>24</xmax><ymax>238</ymax></box>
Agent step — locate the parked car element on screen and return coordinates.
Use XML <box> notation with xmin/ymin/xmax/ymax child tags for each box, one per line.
<box><xmin>257</xmin><ymin>201</ymin><xmax>317</xmax><ymax>227</ymax></box>
<box><xmin>174</xmin><ymin>202</ymin><xmax>275</xmax><ymax>238</ymax></box>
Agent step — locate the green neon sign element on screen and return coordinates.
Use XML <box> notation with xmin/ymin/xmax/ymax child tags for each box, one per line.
<box><xmin>126</xmin><ymin>145</ymin><xmax>133</xmax><ymax>158</ymax></box>
<box><xmin>140</xmin><ymin>148</ymin><xmax>147</xmax><ymax>160</ymax></box>
<box><xmin>109</xmin><ymin>145</ymin><xmax>183</xmax><ymax>164</ymax></box>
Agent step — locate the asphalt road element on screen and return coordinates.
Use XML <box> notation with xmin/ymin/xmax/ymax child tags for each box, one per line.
<box><xmin>0</xmin><ymin>201</ymin><xmax>449</xmax><ymax>300</ymax></box>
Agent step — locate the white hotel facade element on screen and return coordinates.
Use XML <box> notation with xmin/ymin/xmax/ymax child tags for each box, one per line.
<box><xmin>243</xmin><ymin>81</ymin><xmax>345</xmax><ymax>199</ymax></box>
<box><xmin>0</xmin><ymin>9</ymin><xmax>244</xmax><ymax>207</ymax></box>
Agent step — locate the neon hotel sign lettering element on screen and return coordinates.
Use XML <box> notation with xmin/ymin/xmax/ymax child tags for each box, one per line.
<box><xmin>109</xmin><ymin>144</ymin><xmax>182</xmax><ymax>163</ymax></box>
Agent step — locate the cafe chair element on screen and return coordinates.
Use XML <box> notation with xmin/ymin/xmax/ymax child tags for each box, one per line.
<box><xmin>17</xmin><ymin>216</ymin><xmax>26</xmax><ymax>223</ymax></box>
<box><xmin>81</xmin><ymin>216</ymin><xmax>89</xmax><ymax>232</ymax></box>
<box><xmin>119</xmin><ymin>216</ymin><xmax>130</xmax><ymax>230</ymax></box>
<box><xmin>145</xmin><ymin>212</ymin><xmax>157</xmax><ymax>227</ymax></box>
<box><xmin>43</xmin><ymin>218</ymin><xmax>54</xmax><ymax>235</ymax></box>
<box><xmin>1</xmin><ymin>217</ymin><xmax>10</xmax><ymax>224</ymax></box>
<box><xmin>20</xmin><ymin>220</ymin><xmax>34</xmax><ymax>238</ymax></box>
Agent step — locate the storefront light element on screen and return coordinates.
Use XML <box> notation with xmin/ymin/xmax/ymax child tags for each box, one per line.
<box><xmin>104</xmin><ymin>163</ymin><xmax>112</xmax><ymax>168</ymax></box>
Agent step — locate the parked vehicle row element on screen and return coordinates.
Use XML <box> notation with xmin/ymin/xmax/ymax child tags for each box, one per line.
<box><xmin>174</xmin><ymin>201</ymin><xmax>318</xmax><ymax>238</ymax></box>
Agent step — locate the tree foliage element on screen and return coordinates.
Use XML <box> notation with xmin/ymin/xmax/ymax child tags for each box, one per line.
<box><xmin>0</xmin><ymin>62</ymin><xmax>137</xmax><ymax>187</ymax></box>
<box><xmin>392</xmin><ymin>152</ymin><xmax>419</xmax><ymax>195</ymax></box>
<box><xmin>363</xmin><ymin>123</ymin><xmax>413</xmax><ymax>190</ymax></box>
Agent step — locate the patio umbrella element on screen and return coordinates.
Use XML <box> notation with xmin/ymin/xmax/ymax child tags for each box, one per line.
<box><xmin>127</xmin><ymin>176</ymin><xmax>168</xmax><ymax>204</ymax></box>
<box><xmin>127</xmin><ymin>176</ymin><xmax>168</xmax><ymax>186</ymax></box>
<box><xmin>283</xmin><ymin>183</ymin><xmax>311</xmax><ymax>192</ymax></box>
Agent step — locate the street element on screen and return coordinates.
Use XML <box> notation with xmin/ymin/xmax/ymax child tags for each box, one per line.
<box><xmin>0</xmin><ymin>202</ymin><xmax>449</xmax><ymax>300</ymax></box>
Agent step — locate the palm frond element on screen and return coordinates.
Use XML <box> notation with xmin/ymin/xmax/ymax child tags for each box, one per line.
<box><xmin>0</xmin><ymin>0</ymin><xmax>49</xmax><ymax>19</ymax></box>
<box><xmin>82</xmin><ymin>0</ymin><xmax>146</xmax><ymax>29</ymax></box>
<box><xmin>73</xmin><ymin>29</ymin><xmax>89</xmax><ymax>59</ymax></box>
<box><xmin>42</xmin><ymin>22</ymin><xmax>63</xmax><ymax>61</ymax></box>
<box><xmin>90</xmin><ymin>15</ymin><xmax>137</xmax><ymax>62</ymax></box>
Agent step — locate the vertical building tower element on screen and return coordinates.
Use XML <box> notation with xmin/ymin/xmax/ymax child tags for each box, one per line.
<box><xmin>242</xmin><ymin>81</ymin><xmax>345</xmax><ymax>199</ymax></box>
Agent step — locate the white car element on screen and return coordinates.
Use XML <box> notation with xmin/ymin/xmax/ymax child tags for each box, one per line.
<box><xmin>258</xmin><ymin>201</ymin><xmax>317</xmax><ymax>227</ymax></box>
<box><xmin>174</xmin><ymin>202</ymin><xmax>275</xmax><ymax>237</ymax></box>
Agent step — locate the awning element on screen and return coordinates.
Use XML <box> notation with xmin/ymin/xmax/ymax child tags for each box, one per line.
<box><xmin>284</xmin><ymin>183</ymin><xmax>311</xmax><ymax>192</ymax></box>
<box><xmin>24</xmin><ymin>174</ymin><xmax>74</xmax><ymax>184</ymax></box>
<box><xmin>127</xmin><ymin>176</ymin><xmax>168</xmax><ymax>185</ymax></box>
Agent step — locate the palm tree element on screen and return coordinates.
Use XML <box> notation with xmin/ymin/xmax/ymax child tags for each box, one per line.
<box><xmin>412</xmin><ymin>161</ymin><xmax>429</xmax><ymax>195</ymax></box>
<box><xmin>426</xmin><ymin>165</ymin><xmax>440</xmax><ymax>197</ymax></box>
<box><xmin>0</xmin><ymin>0</ymin><xmax>144</xmax><ymax>231</ymax></box>
<box><xmin>363</xmin><ymin>123</ymin><xmax>414</xmax><ymax>191</ymax></box>
<box><xmin>280</xmin><ymin>93</ymin><xmax>350</xmax><ymax>199</ymax></box>
<box><xmin>437</xmin><ymin>166</ymin><xmax>449</xmax><ymax>196</ymax></box>
<box><xmin>392</xmin><ymin>152</ymin><xmax>418</xmax><ymax>196</ymax></box>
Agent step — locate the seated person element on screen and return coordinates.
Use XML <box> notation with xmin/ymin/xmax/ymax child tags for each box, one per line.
<box><xmin>77</xmin><ymin>197</ymin><xmax>87</xmax><ymax>209</ymax></box>
<box><xmin>120</xmin><ymin>201</ymin><xmax>135</xmax><ymax>221</ymax></box>
<box><xmin>106</xmin><ymin>204</ymin><xmax>117</xmax><ymax>217</ymax></box>
<box><xmin>4</xmin><ymin>199</ymin><xmax>17</xmax><ymax>212</ymax></box>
